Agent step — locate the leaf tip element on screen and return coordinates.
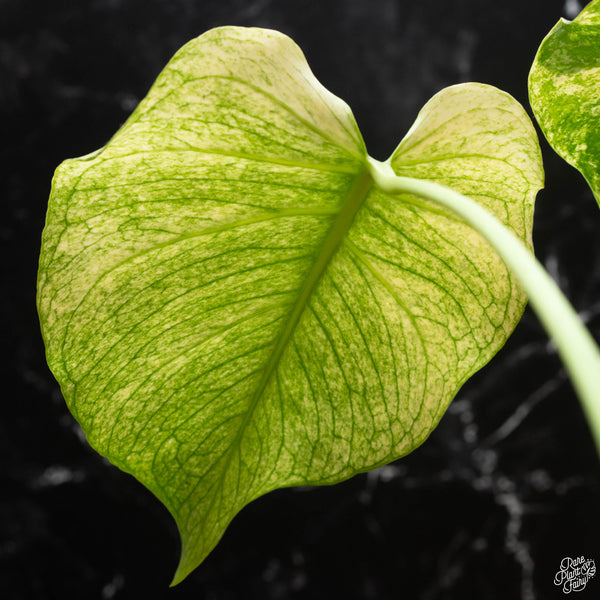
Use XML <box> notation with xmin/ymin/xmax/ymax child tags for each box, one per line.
<box><xmin>169</xmin><ymin>567</ymin><xmax>187</xmax><ymax>588</ymax></box>
<box><xmin>169</xmin><ymin>536</ymin><xmax>195</xmax><ymax>587</ymax></box>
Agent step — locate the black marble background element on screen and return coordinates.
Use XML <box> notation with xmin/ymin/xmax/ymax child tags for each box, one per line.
<box><xmin>2</xmin><ymin>0</ymin><xmax>600</xmax><ymax>598</ymax></box>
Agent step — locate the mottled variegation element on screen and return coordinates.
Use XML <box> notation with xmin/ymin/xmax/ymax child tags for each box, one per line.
<box><xmin>529</xmin><ymin>0</ymin><xmax>600</xmax><ymax>203</ymax></box>
<box><xmin>37</xmin><ymin>27</ymin><xmax>543</xmax><ymax>583</ymax></box>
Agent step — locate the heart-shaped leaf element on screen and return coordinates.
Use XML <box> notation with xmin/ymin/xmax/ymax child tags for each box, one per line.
<box><xmin>37</xmin><ymin>26</ymin><xmax>543</xmax><ymax>583</ymax></box>
<box><xmin>529</xmin><ymin>0</ymin><xmax>600</xmax><ymax>203</ymax></box>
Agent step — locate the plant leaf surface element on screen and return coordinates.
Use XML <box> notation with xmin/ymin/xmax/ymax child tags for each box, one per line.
<box><xmin>37</xmin><ymin>26</ymin><xmax>543</xmax><ymax>583</ymax></box>
<box><xmin>529</xmin><ymin>0</ymin><xmax>600</xmax><ymax>203</ymax></box>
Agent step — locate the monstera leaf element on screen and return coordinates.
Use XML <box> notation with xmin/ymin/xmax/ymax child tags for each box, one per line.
<box><xmin>37</xmin><ymin>27</ymin><xmax>543</xmax><ymax>583</ymax></box>
<box><xmin>529</xmin><ymin>0</ymin><xmax>600</xmax><ymax>203</ymax></box>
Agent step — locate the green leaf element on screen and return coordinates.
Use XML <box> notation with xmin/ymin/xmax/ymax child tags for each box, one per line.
<box><xmin>37</xmin><ymin>26</ymin><xmax>543</xmax><ymax>583</ymax></box>
<box><xmin>529</xmin><ymin>0</ymin><xmax>600</xmax><ymax>203</ymax></box>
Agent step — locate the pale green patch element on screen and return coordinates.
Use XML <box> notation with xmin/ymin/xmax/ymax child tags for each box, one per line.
<box><xmin>37</xmin><ymin>26</ymin><xmax>543</xmax><ymax>583</ymax></box>
<box><xmin>529</xmin><ymin>0</ymin><xmax>600</xmax><ymax>203</ymax></box>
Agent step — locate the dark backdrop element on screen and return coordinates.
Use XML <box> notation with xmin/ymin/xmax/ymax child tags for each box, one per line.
<box><xmin>2</xmin><ymin>0</ymin><xmax>599</xmax><ymax>598</ymax></box>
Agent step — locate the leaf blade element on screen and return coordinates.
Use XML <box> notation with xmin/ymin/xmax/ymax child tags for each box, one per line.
<box><xmin>37</xmin><ymin>28</ymin><xmax>543</xmax><ymax>583</ymax></box>
<box><xmin>529</xmin><ymin>0</ymin><xmax>600</xmax><ymax>203</ymax></box>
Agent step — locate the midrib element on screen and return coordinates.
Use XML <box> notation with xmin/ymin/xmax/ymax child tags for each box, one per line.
<box><xmin>222</xmin><ymin>165</ymin><xmax>373</xmax><ymax>481</ymax></box>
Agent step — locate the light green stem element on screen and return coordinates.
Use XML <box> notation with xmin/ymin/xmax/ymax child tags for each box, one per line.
<box><xmin>367</xmin><ymin>156</ymin><xmax>600</xmax><ymax>456</ymax></box>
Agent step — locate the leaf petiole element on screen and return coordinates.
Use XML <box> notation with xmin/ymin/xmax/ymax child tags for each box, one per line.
<box><xmin>367</xmin><ymin>156</ymin><xmax>600</xmax><ymax>455</ymax></box>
